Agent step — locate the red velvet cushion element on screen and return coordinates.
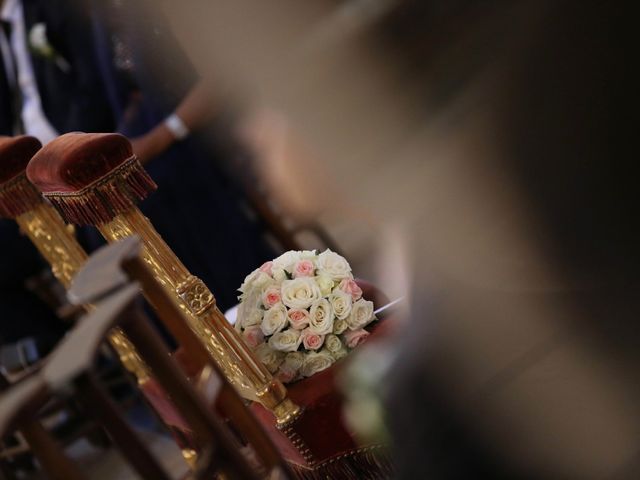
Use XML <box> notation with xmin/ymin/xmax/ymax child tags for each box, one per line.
<box><xmin>26</xmin><ymin>132</ymin><xmax>133</xmax><ymax>193</ymax></box>
<box><xmin>0</xmin><ymin>136</ymin><xmax>42</xmax><ymax>185</ymax></box>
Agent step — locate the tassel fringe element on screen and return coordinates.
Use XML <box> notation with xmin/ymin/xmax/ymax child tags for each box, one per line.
<box><xmin>0</xmin><ymin>173</ymin><xmax>44</xmax><ymax>219</ymax></box>
<box><xmin>289</xmin><ymin>445</ymin><xmax>394</xmax><ymax>480</ymax></box>
<box><xmin>43</xmin><ymin>156</ymin><xmax>156</xmax><ymax>225</ymax></box>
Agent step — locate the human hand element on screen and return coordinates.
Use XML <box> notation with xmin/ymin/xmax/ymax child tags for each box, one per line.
<box><xmin>130</xmin><ymin>124</ymin><xmax>175</xmax><ymax>165</ymax></box>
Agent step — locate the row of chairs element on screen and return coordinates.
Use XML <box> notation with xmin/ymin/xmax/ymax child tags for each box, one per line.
<box><xmin>0</xmin><ymin>235</ymin><xmax>291</xmax><ymax>479</ymax></box>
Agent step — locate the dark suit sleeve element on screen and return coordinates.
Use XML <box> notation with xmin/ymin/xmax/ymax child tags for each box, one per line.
<box><xmin>0</xmin><ymin>46</ymin><xmax>15</xmax><ymax>135</ymax></box>
<box><xmin>36</xmin><ymin>0</ymin><xmax>115</xmax><ymax>133</ymax></box>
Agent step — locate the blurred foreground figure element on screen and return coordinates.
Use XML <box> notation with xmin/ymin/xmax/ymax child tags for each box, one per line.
<box><xmin>167</xmin><ymin>0</ymin><xmax>638</xmax><ymax>478</ymax></box>
<box><xmin>377</xmin><ymin>2</ymin><xmax>639</xmax><ymax>478</ymax></box>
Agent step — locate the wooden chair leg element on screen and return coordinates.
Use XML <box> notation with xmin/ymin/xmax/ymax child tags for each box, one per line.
<box><xmin>122</xmin><ymin>255</ymin><xmax>291</xmax><ymax>476</ymax></box>
<box><xmin>19</xmin><ymin>421</ymin><xmax>87</xmax><ymax>480</ymax></box>
<box><xmin>75</xmin><ymin>374</ymin><xmax>172</xmax><ymax>480</ymax></box>
<box><xmin>121</xmin><ymin>307</ymin><xmax>259</xmax><ymax>480</ymax></box>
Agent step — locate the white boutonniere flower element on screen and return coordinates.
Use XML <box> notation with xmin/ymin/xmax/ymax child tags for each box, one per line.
<box><xmin>28</xmin><ymin>23</ymin><xmax>70</xmax><ymax>72</ymax></box>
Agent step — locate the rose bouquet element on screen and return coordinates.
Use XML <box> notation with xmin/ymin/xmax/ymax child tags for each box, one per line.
<box><xmin>235</xmin><ymin>249</ymin><xmax>376</xmax><ymax>384</ymax></box>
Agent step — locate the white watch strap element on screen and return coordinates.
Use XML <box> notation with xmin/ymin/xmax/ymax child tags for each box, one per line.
<box><xmin>164</xmin><ymin>113</ymin><xmax>190</xmax><ymax>140</ymax></box>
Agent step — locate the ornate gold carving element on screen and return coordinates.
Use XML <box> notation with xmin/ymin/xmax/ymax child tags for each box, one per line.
<box><xmin>177</xmin><ymin>277</ymin><xmax>215</xmax><ymax>316</ymax></box>
<box><xmin>16</xmin><ymin>204</ymin><xmax>86</xmax><ymax>287</ymax></box>
<box><xmin>15</xmin><ymin>203</ymin><xmax>151</xmax><ymax>385</ymax></box>
<box><xmin>99</xmin><ymin>208</ymin><xmax>300</xmax><ymax>423</ymax></box>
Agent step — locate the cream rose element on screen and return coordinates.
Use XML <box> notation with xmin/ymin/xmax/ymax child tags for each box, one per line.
<box><xmin>309</xmin><ymin>298</ymin><xmax>334</xmax><ymax>334</ymax></box>
<box><xmin>330</xmin><ymin>345</ymin><xmax>349</xmax><ymax>361</ymax></box>
<box><xmin>272</xmin><ymin>268</ymin><xmax>287</xmax><ymax>282</ymax></box>
<box><xmin>315</xmin><ymin>274</ymin><xmax>334</xmax><ymax>296</ymax></box>
<box><xmin>324</xmin><ymin>334</ymin><xmax>344</xmax><ymax>354</ymax></box>
<box><xmin>281</xmin><ymin>277</ymin><xmax>322</xmax><ymax>309</ymax></box>
<box><xmin>276</xmin><ymin>351</ymin><xmax>304</xmax><ymax>383</ymax></box>
<box><xmin>317</xmin><ymin>249</ymin><xmax>352</xmax><ymax>281</ymax></box>
<box><xmin>242</xmin><ymin>326</ymin><xmax>265</xmax><ymax>348</ymax></box>
<box><xmin>261</xmin><ymin>304</ymin><xmax>288</xmax><ymax>336</ymax></box>
<box><xmin>254</xmin><ymin>343</ymin><xmax>284</xmax><ymax>373</ymax></box>
<box><xmin>329</xmin><ymin>290</ymin><xmax>352</xmax><ymax>320</ymax></box>
<box><xmin>261</xmin><ymin>285</ymin><xmax>281</xmax><ymax>309</ymax></box>
<box><xmin>332</xmin><ymin>317</ymin><xmax>349</xmax><ymax>335</ymax></box>
<box><xmin>342</xmin><ymin>328</ymin><xmax>370</xmax><ymax>348</ymax></box>
<box><xmin>268</xmin><ymin>329</ymin><xmax>303</xmax><ymax>352</ymax></box>
<box><xmin>337</xmin><ymin>278</ymin><xmax>363</xmax><ymax>301</ymax></box>
<box><xmin>300</xmin><ymin>351</ymin><xmax>334</xmax><ymax>377</ymax></box>
<box><xmin>287</xmin><ymin>309</ymin><xmax>311</xmax><ymax>330</ymax></box>
<box><xmin>347</xmin><ymin>299</ymin><xmax>375</xmax><ymax>330</ymax></box>
<box><xmin>283</xmin><ymin>351</ymin><xmax>305</xmax><ymax>370</ymax></box>
<box><xmin>301</xmin><ymin>328</ymin><xmax>325</xmax><ymax>350</ymax></box>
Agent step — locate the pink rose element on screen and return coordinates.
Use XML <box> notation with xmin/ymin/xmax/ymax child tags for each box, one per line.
<box><xmin>338</xmin><ymin>278</ymin><xmax>363</xmax><ymax>301</ymax></box>
<box><xmin>262</xmin><ymin>286</ymin><xmax>281</xmax><ymax>309</ymax></box>
<box><xmin>243</xmin><ymin>326</ymin><xmax>265</xmax><ymax>348</ymax></box>
<box><xmin>259</xmin><ymin>261</ymin><xmax>273</xmax><ymax>276</ymax></box>
<box><xmin>301</xmin><ymin>328</ymin><xmax>325</xmax><ymax>350</ymax></box>
<box><xmin>276</xmin><ymin>366</ymin><xmax>297</xmax><ymax>384</ymax></box>
<box><xmin>293</xmin><ymin>259</ymin><xmax>315</xmax><ymax>278</ymax></box>
<box><xmin>342</xmin><ymin>328</ymin><xmax>369</xmax><ymax>348</ymax></box>
<box><xmin>287</xmin><ymin>309</ymin><xmax>311</xmax><ymax>330</ymax></box>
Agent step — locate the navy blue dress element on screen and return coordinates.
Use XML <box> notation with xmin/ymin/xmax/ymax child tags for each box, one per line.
<box><xmin>87</xmin><ymin>0</ymin><xmax>276</xmax><ymax>311</ymax></box>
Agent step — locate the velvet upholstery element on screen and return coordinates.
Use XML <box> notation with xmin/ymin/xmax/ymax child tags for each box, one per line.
<box><xmin>0</xmin><ymin>136</ymin><xmax>44</xmax><ymax>218</ymax></box>
<box><xmin>0</xmin><ymin>136</ymin><xmax>42</xmax><ymax>184</ymax></box>
<box><xmin>26</xmin><ymin>132</ymin><xmax>133</xmax><ymax>193</ymax></box>
<box><xmin>26</xmin><ymin>132</ymin><xmax>156</xmax><ymax>225</ymax></box>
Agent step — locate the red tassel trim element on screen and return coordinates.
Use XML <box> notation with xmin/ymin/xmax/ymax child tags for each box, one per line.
<box><xmin>0</xmin><ymin>173</ymin><xmax>44</xmax><ymax>219</ymax></box>
<box><xmin>43</xmin><ymin>156</ymin><xmax>157</xmax><ymax>225</ymax></box>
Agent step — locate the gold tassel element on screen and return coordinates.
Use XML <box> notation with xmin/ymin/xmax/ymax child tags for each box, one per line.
<box><xmin>44</xmin><ymin>156</ymin><xmax>157</xmax><ymax>225</ymax></box>
<box><xmin>0</xmin><ymin>173</ymin><xmax>44</xmax><ymax>219</ymax></box>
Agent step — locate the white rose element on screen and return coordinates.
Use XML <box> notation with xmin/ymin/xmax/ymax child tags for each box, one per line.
<box><xmin>261</xmin><ymin>304</ymin><xmax>288</xmax><ymax>336</ymax></box>
<box><xmin>317</xmin><ymin>249</ymin><xmax>352</xmax><ymax>281</ymax></box>
<box><xmin>329</xmin><ymin>290</ymin><xmax>352</xmax><ymax>320</ymax></box>
<box><xmin>315</xmin><ymin>274</ymin><xmax>334</xmax><ymax>296</ymax></box>
<box><xmin>272</xmin><ymin>251</ymin><xmax>302</xmax><ymax>273</ymax></box>
<box><xmin>281</xmin><ymin>277</ymin><xmax>322</xmax><ymax>309</ymax></box>
<box><xmin>236</xmin><ymin>290</ymin><xmax>262</xmax><ymax>331</ymax></box>
<box><xmin>332</xmin><ymin>317</ymin><xmax>349</xmax><ymax>335</ymax></box>
<box><xmin>300</xmin><ymin>350</ymin><xmax>334</xmax><ymax>377</ymax></box>
<box><xmin>347</xmin><ymin>299</ymin><xmax>375</xmax><ymax>330</ymax></box>
<box><xmin>29</xmin><ymin>23</ymin><xmax>51</xmax><ymax>52</ymax></box>
<box><xmin>309</xmin><ymin>298</ymin><xmax>334</xmax><ymax>335</ymax></box>
<box><xmin>239</xmin><ymin>270</ymin><xmax>272</xmax><ymax>296</ymax></box>
<box><xmin>268</xmin><ymin>329</ymin><xmax>303</xmax><ymax>352</ymax></box>
<box><xmin>254</xmin><ymin>343</ymin><xmax>285</xmax><ymax>373</ymax></box>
